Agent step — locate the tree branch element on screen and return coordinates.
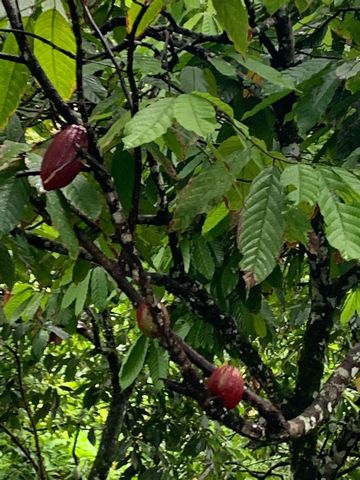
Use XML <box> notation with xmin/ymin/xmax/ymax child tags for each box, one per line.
<box><xmin>149</xmin><ymin>272</ymin><xmax>281</xmax><ymax>404</ymax></box>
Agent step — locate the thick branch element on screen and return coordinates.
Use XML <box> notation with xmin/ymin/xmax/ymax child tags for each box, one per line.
<box><xmin>320</xmin><ymin>401</ymin><xmax>360</xmax><ymax>479</ymax></box>
<box><xmin>149</xmin><ymin>272</ymin><xmax>281</xmax><ymax>404</ymax></box>
<box><xmin>287</xmin><ymin>342</ymin><xmax>360</xmax><ymax>439</ymax></box>
<box><xmin>88</xmin><ymin>311</ymin><xmax>131</xmax><ymax>480</ymax></box>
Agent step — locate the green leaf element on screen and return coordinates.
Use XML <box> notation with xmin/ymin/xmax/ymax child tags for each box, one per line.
<box><xmin>295</xmin><ymin>0</ymin><xmax>312</xmax><ymax>13</ymax></box>
<box><xmin>111</xmin><ymin>146</ymin><xmax>136</xmax><ymax>215</ymax></box>
<box><xmin>119</xmin><ymin>335</ymin><xmax>149</xmax><ymax>390</ymax></box>
<box><xmin>193</xmin><ymin>92</ymin><xmax>234</xmax><ymax>118</ymax></box>
<box><xmin>281</xmin><ymin>165</ymin><xmax>319</xmax><ymax>205</ymax></box>
<box><xmin>46</xmin><ymin>192</ymin><xmax>79</xmax><ymax>259</ymax></box>
<box><xmin>22</xmin><ymin>292</ymin><xmax>44</xmax><ymax>322</ymax></box>
<box><xmin>209</xmin><ymin>57</ymin><xmax>237</xmax><ymax>77</ymax></box>
<box><xmin>239</xmin><ymin>167</ymin><xmax>285</xmax><ymax>284</ymax></box>
<box><xmin>0</xmin><ymin>177</ymin><xmax>28</xmax><ymax>236</ymax></box>
<box><xmin>4</xmin><ymin>285</ymin><xmax>33</xmax><ymax>323</ymax></box>
<box><xmin>123</xmin><ymin>98</ymin><xmax>175</xmax><ymax>149</ymax></box>
<box><xmin>263</xmin><ymin>0</ymin><xmax>288</xmax><ymax>15</ymax></box>
<box><xmin>174</xmin><ymin>94</ymin><xmax>217</xmax><ymax>137</ymax></box>
<box><xmin>0</xmin><ymin>241</ymin><xmax>14</xmax><ymax>288</ymax></box>
<box><xmin>97</xmin><ymin>111</ymin><xmax>131</xmax><ymax>152</ymax></box>
<box><xmin>253</xmin><ymin>313</ymin><xmax>267</xmax><ymax>338</ymax></box>
<box><xmin>88</xmin><ymin>427</ymin><xmax>96</xmax><ymax>446</ymax></box>
<box><xmin>202</xmin><ymin>202</ymin><xmax>229</xmax><ymax>234</ymax></box>
<box><xmin>318</xmin><ymin>172</ymin><xmax>360</xmax><ymax>260</ymax></box>
<box><xmin>283</xmin><ymin>206</ymin><xmax>312</xmax><ymax>245</ymax></box>
<box><xmin>127</xmin><ymin>0</ymin><xmax>165</xmax><ymax>36</ymax></box>
<box><xmin>294</xmin><ymin>69</ymin><xmax>338</xmax><ymax>135</ymax></box>
<box><xmin>75</xmin><ymin>270</ymin><xmax>91</xmax><ymax>316</ymax></box>
<box><xmin>241</xmin><ymin>90</ymin><xmax>291</xmax><ymax>121</ymax></box>
<box><xmin>212</xmin><ymin>0</ymin><xmax>249</xmax><ymax>54</ymax></box>
<box><xmin>318</xmin><ymin>166</ymin><xmax>360</xmax><ymax>203</ymax></box>
<box><xmin>340</xmin><ymin>288</ymin><xmax>360</xmax><ymax>325</ymax></box>
<box><xmin>0</xmin><ymin>33</ymin><xmax>29</xmax><ymax>130</ymax></box>
<box><xmin>91</xmin><ymin>267</ymin><xmax>108</xmax><ymax>311</ymax></box>
<box><xmin>232</xmin><ymin>55</ymin><xmax>296</xmax><ymax>92</ymax></box>
<box><xmin>191</xmin><ymin>236</ymin><xmax>215</xmax><ymax>280</ymax></box>
<box><xmin>31</xmin><ymin>330</ymin><xmax>48</xmax><ymax>361</ymax></box>
<box><xmin>62</xmin><ymin>283</ymin><xmax>78</xmax><ymax>309</ymax></box>
<box><xmin>147</xmin><ymin>341</ymin><xmax>169</xmax><ymax>390</ymax></box>
<box><xmin>0</xmin><ymin>141</ymin><xmax>31</xmax><ymax>175</ymax></box>
<box><xmin>62</xmin><ymin>175</ymin><xmax>103</xmax><ymax>221</ymax></box>
<box><xmin>179</xmin><ymin>66</ymin><xmax>212</xmax><ymax>93</ymax></box>
<box><xmin>172</xmin><ymin>163</ymin><xmax>232</xmax><ymax>232</ymax></box>
<box><xmin>335</xmin><ymin>113</ymin><xmax>360</xmax><ymax>160</ymax></box>
<box><xmin>34</xmin><ymin>9</ymin><xmax>76</xmax><ymax>100</ymax></box>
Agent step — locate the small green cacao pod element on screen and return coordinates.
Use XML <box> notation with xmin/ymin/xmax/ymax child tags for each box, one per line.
<box><xmin>40</xmin><ymin>125</ymin><xmax>88</xmax><ymax>191</ymax></box>
<box><xmin>136</xmin><ymin>303</ymin><xmax>169</xmax><ymax>338</ymax></box>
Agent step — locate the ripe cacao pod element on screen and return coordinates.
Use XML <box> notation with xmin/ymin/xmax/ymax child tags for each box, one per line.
<box><xmin>40</xmin><ymin>125</ymin><xmax>88</xmax><ymax>190</ymax></box>
<box><xmin>207</xmin><ymin>365</ymin><xmax>244</xmax><ymax>409</ymax></box>
<box><xmin>136</xmin><ymin>302</ymin><xmax>169</xmax><ymax>338</ymax></box>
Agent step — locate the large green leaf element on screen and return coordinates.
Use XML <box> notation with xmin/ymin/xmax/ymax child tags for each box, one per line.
<box><xmin>239</xmin><ymin>167</ymin><xmax>285</xmax><ymax>284</ymax></box>
<box><xmin>294</xmin><ymin>69</ymin><xmax>338</xmax><ymax>135</ymax></box>
<box><xmin>232</xmin><ymin>55</ymin><xmax>296</xmax><ymax>92</ymax></box>
<box><xmin>172</xmin><ymin>164</ymin><xmax>230</xmax><ymax>231</ymax></box>
<box><xmin>123</xmin><ymin>98</ymin><xmax>175</xmax><ymax>149</ymax></box>
<box><xmin>34</xmin><ymin>9</ymin><xmax>76</xmax><ymax>100</ymax></box>
<box><xmin>318</xmin><ymin>166</ymin><xmax>360</xmax><ymax>203</ymax></box>
<box><xmin>91</xmin><ymin>267</ymin><xmax>108</xmax><ymax>311</ymax></box>
<box><xmin>212</xmin><ymin>0</ymin><xmax>248</xmax><ymax>54</ymax></box>
<box><xmin>75</xmin><ymin>270</ymin><xmax>91</xmax><ymax>315</ymax></box>
<box><xmin>281</xmin><ymin>164</ymin><xmax>319</xmax><ymax>205</ymax></box>
<box><xmin>191</xmin><ymin>236</ymin><xmax>215</xmax><ymax>280</ymax></box>
<box><xmin>0</xmin><ymin>33</ymin><xmax>29</xmax><ymax>130</ymax></box>
<box><xmin>193</xmin><ymin>92</ymin><xmax>234</xmax><ymax>118</ymax></box>
<box><xmin>62</xmin><ymin>175</ymin><xmax>103</xmax><ymax>221</ymax></box>
<box><xmin>3</xmin><ymin>284</ymin><xmax>33</xmax><ymax>323</ymax></box>
<box><xmin>46</xmin><ymin>192</ymin><xmax>79</xmax><ymax>259</ymax></box>
<box><xmin>147</xmin><ymin>341</ymin><xmax>169</xmax><ymax>391</ymax></box>
<box><xmin>119</xmin><ymin>335</ymin><xmax>149</xmax><ymax>390</ymax></box>
<box><xmin>319</xmin><ymin>171</ymin><xmax>360</xmax><ymax>260</ymax></box>
<box><xmin>0</xmin><ymin>177</ymin><xmax>28</xmax><ymax>236</ymax></box>
<box><xmin>340</xmin><ymin>288</ymin><xmax>360</xmax><ymax>325</ymax></box>
<box><xmin>174</xmin><ymin>94</ymin><xmax>217</xmax><ymax>137</ymax></box>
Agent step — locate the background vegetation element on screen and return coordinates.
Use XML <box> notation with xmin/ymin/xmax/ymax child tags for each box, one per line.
<box><xmin>1</xmin><ymin>0</ymin><xmax>360</xmax><ymax>478</ymax></box>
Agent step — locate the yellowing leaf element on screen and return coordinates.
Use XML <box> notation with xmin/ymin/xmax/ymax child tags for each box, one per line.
<box><xmin>34</xmin><ymin>9</ymin><xmax>76</xmax><ymax>100</ymax></box>
<box><xmin>355</xmin><ymin>376</ymin><xmax>360</xmax><ymax>393</ymax></box>
<box><xmin>127</xmin><ymin>0</ymin><xmax>165</xmax><ymax>36</ymax></box>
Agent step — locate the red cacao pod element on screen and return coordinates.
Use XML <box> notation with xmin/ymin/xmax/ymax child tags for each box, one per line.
<box><xmin>207</xmin><ymin>365</ymin><xmax>244</xmax><ymax>409</ymax></box>
<box><xmin>2</xmin><ymin>291</ymin><xmax>11</xmax><ymax>305</ymax></box>
<box><xmin>136</xmin><ymin>302</ymin><xmax>169</xmax><ymax>338</ymax></box>
<box><xmin>40</xmin><ymin>125</ymin><xmax>88</xmax><ymax>191</ymax></box>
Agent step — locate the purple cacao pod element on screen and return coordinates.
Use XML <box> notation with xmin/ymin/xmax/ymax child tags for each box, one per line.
<box><xmin>40</xmin><ymin>125</ymin><xmax>88</xmax><ymax>191</ymax></box>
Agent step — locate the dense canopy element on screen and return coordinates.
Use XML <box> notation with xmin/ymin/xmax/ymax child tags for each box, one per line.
<box><xmin>1</xmin><ymin>0</ymin><xmax>360</xmax><ymax>479</ymax></box>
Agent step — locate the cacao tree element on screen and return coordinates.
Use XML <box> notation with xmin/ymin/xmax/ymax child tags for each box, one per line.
<box><xmin>0</xmin><ymin>0</ymin><xmax>360</xmax><ymax>479</ymax></box>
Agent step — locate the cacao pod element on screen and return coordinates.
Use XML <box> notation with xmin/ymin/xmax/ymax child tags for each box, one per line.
<box><xmin>207</xmin><ymin>365</ymin><xmax>244</xmax><ymax>409</ymax></box>
<box><xmin>40</xmin><ymin>125</ymin><xmax>88</xmax><ymax>191</ymax></box>
<box><xmin>136</xmin><ymin>302</ymin><xmax>169</xmax><ymax>338</ymax></box>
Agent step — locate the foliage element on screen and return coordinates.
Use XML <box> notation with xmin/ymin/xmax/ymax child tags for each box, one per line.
<box><xmin>0</xmin><ymin>0</ymin><xmax>360</xmax><ymax>479</ymax></box>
